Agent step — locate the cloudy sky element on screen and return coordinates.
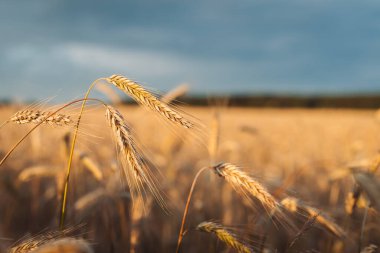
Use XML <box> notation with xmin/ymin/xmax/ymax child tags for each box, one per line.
<box><xmin>1</xmin><ymin>0</ymin><xmax>380</xmax><ymax>101</ymax></box>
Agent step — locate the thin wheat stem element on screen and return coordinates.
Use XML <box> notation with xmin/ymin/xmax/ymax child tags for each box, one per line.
<box><xmin>59</xmin><ymin>78</ymin><xmax>105</xmax><ymax>229</ymax></box>
<box><xmin>175</xmin><ymin>166</ymin><xmax>209</xmax><ymax>253</ymax></box>
<box><xmin>359</xmin><ymin>202</ymin><xmax>370</xmax><ymax>253</ymax></box>
<box><xmin>0</xmin><ymin>120</ymin><xmax>8</xmax><ymax>130</ymax></box>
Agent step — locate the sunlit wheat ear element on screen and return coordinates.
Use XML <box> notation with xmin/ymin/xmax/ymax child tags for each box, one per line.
<box><xmin>10</xmin><ymin>109</ymin><xmax>73</xmax><ymax>126</ymax></box>
<box><xmin>353</xmin><ymin>171</ymin><xmax>380</xmax><ymax>212</ymax></box>
<box><xmin>197</xmin><ymin>221</ymin><xmax>252</xmax><ymax>253</ymax></box>
<box><xmin>105</xmin><ymin>105</ymin><xmax>165</xmax><ymax>208</ymax></box>
<box><xmin>17</xmin><ymin>165</ymin><xmax>59</xmax><ymax>182</ymax></box>
<box><xmin>10</xmin><ymin>227</ymin><xmax>85</xmax><ymax>253</ymax></box>
<box><xmin>160</xmin><ymin>83</ymin><xmax>189</xmax><ymax>104</ymax></box>
<box><xmin>11</xmin><ymin>238</ymin><xmax>92</xmax><ymax>253</ymax></box>
<box><xmin>213</xmin><ymin>163</ymin><xmax>279</xmax><ymax>213</ymax></box>
<box><xmin>79</xmin><ymin>154</ymin><xmax>103</xmax><ymax>181</ymax></box>
<box><xmin>106</xmin><ymin>74</ymin><xmax>193</xmax><ymax>128</ymax></box>
<box><xmin>30</xmin><ymin>238</ymin><xmax>93</xmax><ymax>253</ymax></box>
<box><xmin>281</xmin><ymin>197</ymin><xmax>345</xmax><ymax>238</ymax></box>
<box><xmin>360</xmin><ymin>244</ymin><xmax>378</xmax><ymax>253</ymax></box>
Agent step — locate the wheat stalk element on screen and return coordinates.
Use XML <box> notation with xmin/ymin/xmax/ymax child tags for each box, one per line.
<box><xmin>106</xmin><ymin>74</ymin><xmax>193</xmax><ymax>128</ymax></box>
<box><xmin>10</xmin><ymin>110</ymin><xmax>73</xmax><ymax>126</ymax></box>
<box><xmin>105</xmin><ymin>105</ymin><xmax>164</xmax><ymax>207</ymax></box>
<box><xmin>197</xmin><ymin>221</ymin><xmax>252</xmax><ymax>253</ymax></box>
<box><xmin>213</xmin><ymin>163</ymin><xmax>279</xmax><ymax>212</ymax></box>
<box><xmin>281</xmin><ymin>197</ymin><xmax>345</xmax><ymax>238</ymax></box>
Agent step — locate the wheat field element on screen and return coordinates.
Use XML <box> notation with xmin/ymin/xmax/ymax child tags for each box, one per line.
<box><xmin>0</xmin><ymin>96</ymin><xmax>379</xmax><ymax>252</ymax></box>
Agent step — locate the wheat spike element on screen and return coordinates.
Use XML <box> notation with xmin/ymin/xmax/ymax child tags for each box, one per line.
<box><xmin>197</xmin><ymin>221</ymin><xmax>252</xmax><ymax>253</ymax></box>
<box><xmin>13</xmin><ymin>238</ymin><xmax>93</xmax><ymax>253</ymax></box>
<box><xmin>9</xmin><ymin>227</ymin><xmax>85</xmax><ymax>253</ymax></box>
<box><xmin>360</xmin><ymin>244</ymin><xmax>378</xmax><ymax>253</ymax></box>
<box><xmin>79</xmin><ymin>154</ymin><xmax>103</xmax><ymax>181</ymax></box>
<box><xmin>281</xmin><ymin>197</ymin><xmax>345</xmax><ymax>238</ymax></box>
<box><xmin>105</xmin><ymin>105</ymin><xmax>164</xmax><ymax>207</ymax></box>
<box><xmin>17</xmin><ymin>165</ymin><xmax>58</xmax><ymax>182</ymax></box>
<box><xmin>10</xmin><ymin>110</ymin><xmax>73</xmax><ymax>126</ymax></box>
<box><xmin>160</xmin><ymin>83</ymin><xmax>189</xmax><ymax>104</ymax></box>
<box><xmin>213</xmin><ymin>163</ymin><xmax>279</xmax><ymax>212</ymax></box>
<box><xmin>353</xmin><ymin>171</ymin><xmax>380</xmax><ymax>212</ymax></box>
<box><xmin>74</xmin><ymin>188</ymin><xmax>108</xmax><ymax>212</ymax></box>
<box><xmin>106</xmin><ymin>74</ymin><xmax>193</xmax><ymax>128</ymax></box>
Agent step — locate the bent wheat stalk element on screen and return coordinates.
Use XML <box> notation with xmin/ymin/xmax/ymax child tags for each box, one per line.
<box><xmin>60</xmin><ymin>78</ymin><xmax>105</xmax><ymax>229</ymax></box>
<box><xmin>197</xmin><ymin>221</ymin><xmax>252</xmax><ymax>253</ymax></box>
<box><xmin>106</xmin><ymin>74</ymin><xmax>193</xmax><ymax>128</ymax></box>
<box><xmin>175</xmin><ymin>166</ymin><xmax>209</xmax><ymax>253</ymax></box>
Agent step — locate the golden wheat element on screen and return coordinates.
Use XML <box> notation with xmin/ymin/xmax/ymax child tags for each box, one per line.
<box><xmin>13</xmin><ymin>238</ymin><xmax>93</xmax><ymax>253</ymax></box>
<box><xmin>105</xmin><ymin>105</ymin><xmax>164</xmax><ymax>207</ymax></box>
<box><xmin>160</xmin><ymin>84</ymin><xmax>189</xmax><ymax>104</ymax></box>
<box><xmin>197</xmin><ymin>221</ymin><xmax>252</xmax><ymax>253</ymax></box>
<box><xmin>353</xmin><ymin>171</ymin><xmax>380</xmax><ymax>212</ymax></box>
<box><xmin>213</xmin><ymin>163</ymin><xmax>279</xmax><ymax>212</ymax></box>
<box><xmin>79</xmin><ymin>154</ymin><xmax>103</xmax><ymax>181</ymax></box>
<box><xmin>281</xmin><ymin>197</ymin><xmax>345</xmax><ymax>238</ymax></box>
<box><xmin>106</xmin><ymin>74</ymin><xmax>193</xmax><ymax>128</ymax></box>
<box><xmin>360</xmin><ymin>244</ymin><xmax>378</xmax><ymax>253</ymax></box>
<box><xmin>10</xmin><ymin>110</ymin><xmax>73</xmax><ymax>126</ymax></box>
<box><xmin>9</xmin><ymin>227</ymin><xmax>84</xmax><ymax>253</ymax></box>
<box><xmin>17</xmin><ymin>165</ymin><xmax>59</xmax><ymax>182</ymax></box>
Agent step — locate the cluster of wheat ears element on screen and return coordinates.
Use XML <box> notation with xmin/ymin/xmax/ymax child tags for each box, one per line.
<box><xmin>0</xmin><ymin>74</ymin><xmax>379</xmax><ymax>253</ymax></box>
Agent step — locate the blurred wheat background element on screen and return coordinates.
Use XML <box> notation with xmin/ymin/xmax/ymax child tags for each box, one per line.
<box><xmin>0</xmin><ymin>100</ymin><xmax>379</xmax><ymax>252</ymax></box>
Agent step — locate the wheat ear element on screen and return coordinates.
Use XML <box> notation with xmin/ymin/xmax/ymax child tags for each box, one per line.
<box><xmin>11</xmin><ymin>238</ymin><xmax>92</xmax><ymax>253</ymax></box>
<box><xmin>106</xmin><ymin>74</ymin><xmax>193</xmax><ymax>128</ymax></box>
<box><xmin>281</xmin><ymin>197</ymin><xmax>345</xmax><ymax>238</ymax></box>
<box><xmin>197</xmin><ymin>221</ymin><xmax>252</xmax><ymax>253</ymax></box>
<box><xmin>213</xmin><ymin>163</ymin><xmax>279</xmax><ymax>212</ymax></box>
<box><xmin>360</xmin><ymin>244</ymin><xmax>378</xmax><ymax>253</ymax></box>
<box><xmin>105</xmin><ymin>105</ymin><xmax>164</xmax><ymax>207</ymax></box>
<box><xmin>9</xmin><ymin>227</ymin><xmax>85</xmax><ymax>253</ymax></box>
<box><xmin>10</xmin><ymin>110</ymin><xmax>73</xmax><ymax>126</ymax></box>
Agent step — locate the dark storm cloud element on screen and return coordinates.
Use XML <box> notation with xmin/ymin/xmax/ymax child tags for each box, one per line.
<box><xmin>1</xmin><ymin>0</ymin><xmax>380</xmax><ymax>100</ymax></box>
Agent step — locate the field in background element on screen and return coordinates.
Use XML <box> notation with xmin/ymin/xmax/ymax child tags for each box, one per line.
<box><xmin>0</xmin><ymin>105</ymin><xmax>379</xmax><ymax>252</ymax></box>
